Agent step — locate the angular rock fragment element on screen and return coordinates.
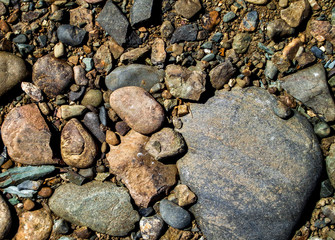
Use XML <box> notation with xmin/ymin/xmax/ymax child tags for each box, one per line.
<box><xmin>32</xmin><ymin>54</ymin><xmax>73</xmax><ymax>98</ymax></box>
<box><xmin>177</xmin><ymin>87</ymin><xmax>322</xmax><ymax>239</ymax></box>
<box><xmin>267</xmin><ymin>19</ymin><xmax>295</xmax><ymax>40</ymax></box>
<box><xmin>209</xmin><ymin>61</ymin><xmax>236</xmax><ymax>89</ymax></box>
<box><xmin>165</xmin><ymin>64</ymin><xmax>206</xmax><ymax>101</ymax></box>
<box><xmin>61</xmin><ymin>119</ymin><xmax>97</xmax><ymax>168</ymax></box>
<box><xmin>170</xmin><ymin>24</ymin><xmax>198</xmax><ymax>43</ymax></box>
<box><xmin>280</xmin><ymin>64</ymin><xmax>335</xmax><ymax>122</ymax></box>
<box><xmin>93</xmin><ymin>44</ymin><xmax>113</xmax><ymax>74</ymax></box>
<box><xmin>97</xmin><ymin>1</ymin><xmax>129</xmax><ymax>45</ymax></box>
<box><xmin>107</xmin><ymin>130</ymin><xmax>177</xmax><ymax>207</ymax></box>
<box><xmin>280</xmin><ymin>0</ymin><xmax>310</xmax><ymax>28</ymax></box>
<box><xmin>110</xmin><ymin>86</ymin><xmax>165</xmax><ymax>135</ymax></box>
<box><xmin>57</xmin><ymin>24</ymin><xmax>86</xmax><ymax>47</ymax></box>
<box><xmin>130</xmin><ymin>0</ymin><xmax>154</xmax><ymax>26</ymax></box>
<box><xmin>21</xmin><ymin>82</ymin><xmax>43</xmax><ymax>101</ymax></box>
<box><xmin>105</xmin><ymin>64</ymin><xmax>164</xmax><ymax>91</ymax></box>
<box><xmin>49</xmin><ymin>181</ymin><xmax>139</xmax><ymax>236</ymax></box>
<box><xmin>58</xmin><ymin>105</ymin><xmax>86</xmax><ymax>120</ymax></box>
<box><xmin>1</xmin><ymin>104</ymin><xmax>55</xmax><ymax>165</ymax></box>
<box><xmin>175</xmin><ymin>0</ymin><xmax>202</xmax><ymax>19</ymax></box>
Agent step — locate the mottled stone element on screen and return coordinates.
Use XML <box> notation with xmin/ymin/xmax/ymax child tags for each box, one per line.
<box><xmin>177</xmin><ymin>87</ymin><xmax>322</xmax><ymax>239</ymax></box>
<box><xmin>106</xmin><ymin>64</ymin><xmax>165</xmax><ymax>91</ymax></box>
<box><xmin>110</xmin><ymin>86</ymin><xmax>165</xmax><ymax>135</ymax></box>
<box><xmin>173</xmin><ymin>184</ymin><xmax>197</xmax><ymax>207</ymax></box>
<box><xmin>58</xmin><ymin>105</ymin><xmax>86</xmax><ymax>120</ymax></box>
<box><xmin>70</xmin><ymin>7</ymin><xmax>93</xmax><ymax>32</ymax></box>
<box><xmin>170</xmin><ymin>24</ymin><xmax>198</xmax><ymax>44</ymax></box>
<box><xmin>145</xmin><ymin>128</ymin><xmax>186</xmax><ymax>161</ymax></box>
<box><xmin>107</xmin><ymin>130</ymin><xmax>177</xmax><ymax>207</ymax></box>
<box><xmin>97</xmin><ymin>0</ymin><xmax>129</xmax><ymax>46</ymax></box>
<box><xmin>81</xmin><ymin>89</ymin><xmax>103</xmax><ymax>108</ymax></box>
<box><xmin>282</xmin><ymin>38</ymin><xmax>302</xmax><ymax>60</ymax></box>
<box><xmin>280</xmin><ymin>64</ymin><xmax>335</xmax><ymax>122</ymax></box>
<box><xmin>232</xmin><ymin>33</ymin><xmax>251</xmax><ymax>54</ymax></box>
<box><xmin>61</xmin><ymin>119</ymin><xmax>97</xmax><ymax>168</ymax></box>
<box><xmin>151</xmin><ymin>38</ymin><xmax>166</xmax><ymax>67</ymax></box>
<box><xmin>16</xmin><ymin>209</ymin><xmax>53</xmax><ymax>240</ymax></box>
<box><xmin>21</xmin><ymin>82</ymin><xmax>43</xmax><ymax>101</ymax></box>
<box><xmin>280</xmin><ymin>0</ymin><xmax>310</xmax><ymax>28</ymax></box>
<box><xmin>93</xmin><ymin>44</ymin><xmax>113</xmax><ymax>74</ymax></box>
<box><xmin>0</xmin><ymin>51</ymin><xmax>27</xmax><ymax>97</ymax></box>
<box><xmin>140</xmin><ymin>215</ymin><xmax>164</xmax><ymax>240</ymax></box>
<box><xmin>120</xmin><ymin>45</ymin><xmax>150</xmax><ymax>63</ymax></box>
<box><xmin>240</xmin><ymin>10</ymin><xmax>258</xmax><ymax>31</ymax></box>
<box><xmin>73</xmin><ymin>65</ymin><xmax>88</xmax><ymax>86</ymax></box>
<box><xmin>165</xmin><ymin>64</ymin><xmax>206</xmax><ymax>101</ymax></box>
<box><xmin>266</xmin><ymin>19</ymin><xmax>295</xmax><ymax>40</ymax></box>
<box><xmin>57</xmin><ymin>24</ymin><xmax>86</xmax><ymax>47</ymax></box>
<box><xmin>0</xmin><ymin>195</ymin><xmax>11</xmax><ymax>239</ymax></box>
<box><xmin>1</xmin><ymin>104</ymin><xmax>55</xmax><ymax>165</ymax></box>
<box><xmin>130</xmin><ymin>0</ymin><xmax>154</xmax><ymax>26</ymax></box>
<box><xmin>33</xmin><ymin>54</ymin><xmax>73</xmax><ymax>98</ymax></box>
<box><xmin>175</xmin><ymin>0</ymin><xmax>202</xmax><ymax>19</ymax></box>
<box><xmin>309</xmin><ymin>20</ymin><xmax>335</xmax><ymax>46</ymax></box>
<box><xmin>209</xmin><ymin>61</ymin><xmax>236</xmax><ymax>89</ymax></box>
<box><xmin>49</xmin><ymin>181</ymin><xmax>139</xmax><ymax>236</ymax></box>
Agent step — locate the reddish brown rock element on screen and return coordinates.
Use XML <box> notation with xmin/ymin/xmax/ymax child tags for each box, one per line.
<box><xmin>209</xmin><ymin>61</ymin><xmax>236</xmax><ymax>90</ymax></box>
<box><xmin>106</xmin><ymin>130</ymin><xmax>120</xmax><ymax>146</ymax></box>
<box><xmin>282</xmin><ymin>38</ymin><xmax>302</xmax><ymax>60</ymax></box>
<box><xmin>202</xmin><ymin>11</ymin><xmax>220</xmax><ymax>31</ymax></box>
<box><xmin>107</xmin><ymin>130</ymin><xmax>177</xmax><ymax>207</ymax></box>
<box><xmin>15</xmin><ymin>209</ymin><xmax>53</xmax><ymax>240</ymax></box>
<box><xmin>61</xmin><ymin>118</ymin><xmax>97</xmax><ymax>168</ymax></box>
<box><xmin>110</xmin><ymin>86</ymin><xmax>165</xmax><ymax>135</ymax></box>
<box><xmin>32</xmin><ymin>54</ymin><xmax>73</xmax><ymax>98</ymax></box>
<box><xmin>309</xmin><ymin>20</ymin><xmax>335</xmax><ymax>46</ymax></box>
<box><xmin>70</xmin><ymin>7</ymin><xmax>94</xmax><ymax>32</ymax></box>
<box><xmin>1</xmin><ymin>104</ymin><xmax>55</xmax><ymax>165</ymax></box>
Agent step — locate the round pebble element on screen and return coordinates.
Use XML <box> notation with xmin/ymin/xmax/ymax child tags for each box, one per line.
<box><xmin>81</xmin><ymin>89</ymin><xmax>103</xmax><ymax>108</ymax></box>
<box><xmin>37</xmin><ymin>187</ymin><xmax>53</xmax><ymax>198</ymax></box>
<box><xmin>159</xmin><ymin>199</ymin><xmax>191</xmax><ymax>229</ymax></box>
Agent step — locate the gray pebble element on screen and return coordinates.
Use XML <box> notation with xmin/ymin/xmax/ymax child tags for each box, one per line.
<box><xmin>13</xmin><ymin>34</ymin><xmax>28</xmax><ymax>44</ymax></box>
<box><xmin>264</xmin><ymin>60</ymin><xmax>278</xmax><ymax>80</ymax></box>
<box><xmin>53</xmin><ymin>219</ymin><xmax>70</xmax><ymax>234</ymax></box>
<box><xmin>83</xmin><ymin>58</ymin><xmax>93</xmax><ymax>71</ymax></box>
<box><xmin>170</xmin><ymin>24</ymin><xmax>198</xmax><ymax>44</ymax></box>
<box><xmin>201</xmin><ymin>53</ymin><xmax>215</xmax><ymax>62</ymax></box>
<box><xmin>57</xmin><ymin>24</ymin><xmax>86</xmax><ymax>47</ymax></box>
<box><xmin>222</xmin><ymin>11</ymin><xmax>236</xmax><ymax>22</ymax></box>
<box><xmin>99</xmin><ymin>106</ymin><xmax>107</xmax><ymax>126</ymax></box>
<box><xmin>159</xmin><ymin>199</ymin><xmax>191</xmax><ymax>229</ymax></box>
<box><xmin>69</xmin><ymin>86</ymin><xmax>86</xmax><ymax>102</ymax></box>
<box><xmin>83</xmin><ymin>112</ymin><xmax>106</xmax><ymax>143</ymax></box>
<box><xmin>314</xmin><ymin>122</ymin><xmax>331</xmax><ymax>138</ymax></box>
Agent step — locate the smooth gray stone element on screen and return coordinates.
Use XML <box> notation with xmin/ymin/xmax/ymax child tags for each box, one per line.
<box><xmin>83</xmin><ymin>112</ymin><xmax>106</xmax><ymax>143</ymax></box>
<box><xmin>130</xmin><ymin>0</ymin><xmax>154</xmax><ymax>26</ymax></box>
<box><xmin>105</xmin><ymin>64</ymin><xmax>165</xmax><ymax>91</ymax></box>
<box><xmin>57</xmin><ymin>24</ymin><xmax>86</xmax><ymax>47</ymax></box>
<box><xmin>97</xmin><ymin>0</ymin><xmax>129</xmax><ymax>45</ymax></box>
<box><xmin>177</xmin><ymin>87</ymin><xmax>322</xmax><ymax>240</ymax></box>
<box><xmin>49</xmin><ymin>181</ymin><xmax>140</xmax><ymax>236</ymax></box>
<box><xmin>280</xmin><ymin>64</ymin><xmax>335</xmax><ymax>122</ymax></box>
<box><xmin>159</xmin><ymin>199</ymin><xmax>191</xmax><ymax>229</ymax></box>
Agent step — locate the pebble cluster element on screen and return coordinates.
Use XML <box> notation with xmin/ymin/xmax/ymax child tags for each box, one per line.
<box><xmin>0</xmin><ymin>0</ymin><xmax>334</xmax><ymax>239</ymax></box>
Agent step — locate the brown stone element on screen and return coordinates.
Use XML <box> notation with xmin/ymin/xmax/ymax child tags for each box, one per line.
<box><xmin>120</xmin><ymin>46</ymin><xmax>151</xmax><ymax>63</ymax></box>
<box><xmin>1</xmin><ymin>104</ymin><xmax>55</xmax><ymax>165</ymax></box>
<box><xmin>32</xmin><ymin>54</ymin><xmax>73</xmax><ymax>98</ymax></box>
<box><xmin>70</xmin><ymin>7</ymin><xmax>93</xmax><ymax>32</ymax></box>
<box><xmin>280</xmin><ymin>0</ymin><xmax>310</xmax><ymax>28</ymax></box>
<box><xmin>282</xmin><ymin>38</ymin><xmax>302</xmax><ymax>60</ymax></box>
<box><xmin>73</xmin><ymin>65</ymin><xmax>88</xmax><ymax>86</ymax></box>
<box><xmin>21</xmin><ymin>82</ymin><xmax>44</xmax><ymax>102</ymax></box>
<box><xmin>110</xmin><ymin>86</ymin><xmax>165</xmax><ymax>135</ymax></box>
<box><xmin>209</xmin><ymin>61</ymin><xmax>236</xmax><ymax>90</ymax></box>
<box><xmin>61</xmin><ymin>118</ymin><xmax>97</xmax><ymax>168</ymax></box>
<box><xmin>115</xmin><ymin>121</ymin><xmax>131</xmax><ymax>136</ymax></box>
<box><xmin>107</xmin><ymin>130</ymin><xmax>177</xmax><ymax>207</ymax></box>
<box><xmin>105</xmin><ymin>39</ymin><xmax>124</xmax><ymax>60</ymax></box>
<box><xmin>151</xmin><ymin>38</ymin><xmax>166</xmax><ymax>66</ymax></box>
<box><xmin>106</xmin><ymin>130</ymin><xmax>120</xmax><ymax>146</ymax></box>
<box><xmin>23</xmin><ymin>199</ymin><xmax>35</xmax><ymax>211</ymax></box>
<box><xmin>0</xmin><ymin>195</ymin><xmax>11</xmax><ymax>239</ymax></box>
<box><xmin>93</xmin><ymin>43</ymin><xmax>113</xmax><ymax>74</ymax></box>
<box><xmin>37</xmin><ymin>187</ymin><xmax>53</xmax><ymax>198</ymax></box>
<box><xmin>15</xmin><ymin>209</ymin><xmax>53</xmax><ymax>240</ymax></box>
<box><xmin>0</xmin><ymin>20</ymin><xmax>10</xmax><ymax>33</ymax></box>
<box><xmin>173</xmin><ymin>184</ymin><xmax>197</xmax><ymax>207</ymax></box>
<box><xmin>202</xmin><ymin>11</ymin><xmax>220</xmax><ymax>31</ymax></box>
<box><xmin>74</xmin><ymin>226</ymin><xmax>92</xmax><ymax>239</ymax></box>
<box><xmin>175</xmin><ymin>0</ymin><xmax>202</xmax><ymax>19</ymax></box>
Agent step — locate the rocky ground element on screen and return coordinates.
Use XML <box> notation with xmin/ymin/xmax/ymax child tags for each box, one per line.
<box><xmin>0</xmin><ymin>0</ymin><xmax>335</xmax><ymax>239</ymax></box>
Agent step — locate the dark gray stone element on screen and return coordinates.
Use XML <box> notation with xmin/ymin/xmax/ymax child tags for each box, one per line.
<box><xmin>49</xmin><ymin>181</ymin><xmax>140</xmax><ymax>236</ymax></box>
<box><xmin>105</xmin><ymin>64</ymin><xmax>165</xmax><ymax>91</ymax></box>
<box><xmin>280</xmin><ymin>64</ymin><xmax>335</xmax><ymax>122</ymax></box>
<box><xmin>170</xmin><ymin>24</ymin><xmax>198</xmax><ymax>44</ymax></box>
<box><xmin>13</xmin><ymin>34</ymin><xmax>28</xmax><ymax>44</ymax></box>
<box><xmin>97</xmin><ymin>0</ymin><xmax>129</xmax><ymax>46</ymax></box>
<box><xmin>130</xmin><ymin>0</ymin><xmax>154</xmax><ymax>26</ymax></box>
<box><xmin>159</xmin><ymin>199</ymin><xmax>191</xmax><ymax>229</ymax></box>
<box><xmin>177</xmin><ymin>87</ymin><xmax>323</xmax><ymax>240</ymax></box>
<box><xmin>83</xmin><ymin>112</ymin><xmax>106</xmax><ymax>143</ymax></box>
<box><xmin>57</xmin><ymin>24</ymin><xmax>86</xmax><ymax>47</ymax></box>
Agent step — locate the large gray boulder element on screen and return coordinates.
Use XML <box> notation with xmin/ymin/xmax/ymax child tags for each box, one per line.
<box><xmin>49</xmin><ymin>181</ymin><xmax>139</xmax><ymax>236</ymax></box>
<box><xmin>177</xmin><ymin>87</ymin><xmax>322</xmax><ymax>240</ymax></box>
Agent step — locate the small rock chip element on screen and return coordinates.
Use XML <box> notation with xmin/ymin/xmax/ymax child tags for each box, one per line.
<box><xmin>296</xmin><ymin>52</ymin><xmax>316</xmax><ymax>68</ymax></box>
<box><xmin>70</xmin><ymin>7</ymin><xmax>94</xmax><ymax>32</ymax></box>
<box><xmin>267</xmin><ymin>19</ymin><xmax>295</xmax><ymax>41</ymax></box>
<box><xmin>107</xmin><ymin>130</ymin><xmax>177</xmax><ymax>207</ymax></box>
<box><xmin>0</xmin><ymin>51</ymin><xmax>27</xmax><ymax>97</ymax></box>
<box><xmin>130</xmin><ymin>0</ymin><xmax>154</xmax><ymax>26</ymax></box>
<box><xmin>280</xmin><ymin>0</ymin><xmax>310</xmax><ymax>28</ymax></box>
<box><xmin>23</xmin><ymin>199</ymin><xmax>35</xmax><ymax>211</ymax></box>
<box><xmin>32</xmin><ymin>54</ymin><xmax>73</xmax><ymax>98</ymax></box>
<box><xmin>170</xmin><ymin>24</ymin><xmax>198</xmax><ymax>43</ymax></box>
<box><xmin>282</xmin><ymin>38</ymin><xmax>302</xmax><ymax>60</ymax></box>
<box><xmin>245</xmin><ymin>0</ymin><xmax>267</xmax><ymax>4</ymax></box>
<box><xmin>21</xmin><ymin>82</ymin><xmax>43</xmax><ymax>101</ymax></box>
<box><xmin>240</xmin><ymin>10</ymin><xmax>258</xmax><ymax>31</ymax></box>
<box><xmin>58</xmin><ymin>105</ymin><xmax>86</xmax><ymax>120</ymax></box>
<box><xmin>145</xmin><ymin>128</ymin><xmax>186</xmax><ymax>161</ymax></box>
<box><xmin>159</xmin><ymin>199</ymin><xmax>191</xmax><ymax>229</ymax></box>
<box><xmin>106</xmin><ymin>130</ymin><xmax>120</xmax><ymax>146</ymax></box>
<box><xmin>175</xmin><ymin>0</ymin><xmax>202</xmax><ymax>19</ymax></box>
<box><xmin>232</xmin><ymin>33</ymin><xmax>251</xmax><ymax>54</ymax></box>
<box><xmin>140</xmin><ymin>215</ymin><xmax>165</xmax><ymax>240</ymax></box>
<box><xmin>53</xmin><ymin>219</ymin><xmax>70</xmax><ymax>234</ymax></box>
<box><xmin>81</xmin><ymin>89</ymin><xmax>103</xmax><ymax>108</ymax></box>
<box><xmin>115</xmin><ymin>121</ymin><xmax>131</xmax><ymax>136</ymax></box>
<box><xmin>97</xmin><ymin>0</ymin><xmax>129</xmax><ymax>46</ymax></box>
<box><xmin>83</xmin><ymin>0</ymin><xmax>103</xmax><ymax>3</ymax></box>
<box><xmin>1</xmin><ymin>104</ymin><xmax>55</xmax><ymax>165</ymax></box>
<box><xmin>120</xmin><ymin>45</ymin><xmax>150</xmax><ymax>63</ymax></box>
<box><xmin>61</xmin><ymin>118</ymin><xmax>97</xmax><ymax>168</ymax></box>
<box><xmin>264</xmin><ymin>60</ymin><xmax>278</xmax><ymax>80</ymax></box>
<box><xmin>0</xmin><ymin>195</ymin><xmax>11</xmax><ymax>239</ymax></box>
<box><xmin>54</xmin><ymin>42</ymin><xmax>65</xmax><ymax>58</ymax></box>
<box><xmin>74</xmin><ymin>226</ymin><xmax>91</xmax><ymax>239</ymax></box>
<box><xmin>173</xmin><ymin>184</ymin><xmax>197</xmax><ymax>207</ymax></box>
<box><xmin>209</xmin><ymin>61</ymin><xmax>236</xmax><ymax>89</ymax></box>
<box><xmin>93</xmin><ymin>44</ymin><xmax>113</xmax><ymax>74</ymax></box>
<box><xmin>165</xmin><ymin>64</ymin><xmax>206</xmax><ymax>101</ymax></box>
<box><xmin>37</xmin><ymin>186</ymin><xmax>53</xmax><ymax>198</ymax></box>
<box><xmin>202</xmin><ymin>11</ymin><xmax>221</xmax><ymax>31</ymax></box>
<box><xmin>73</xmin><ymin>65</ymin><xmax>88</xmax><ymax>86</ymax></box>
<box><xmin>110</xmin><ymin>86</ymin><xmax>165</xmax><ymax>135</ymax></box>
<box><xmin>106</xmin><ymin>64</ymin><xmax>164</xmax><ymax>91</ymax></box>
<box><xmin>83</xmin><ymin>112</ymin><xmax>106</xmax><ymax>143</ymax></box>
<box><xmin>151</xmin><ymin>38</ymin><xmax>166</xmax><ymax>67</ymax></box>
<box><xmin>49</xmin><ymin>181</ymin><xmax>140</xmax><ymax>236</ymax></box>
<box><xmin>0</xmin><ymin>2</ymin><xmax>6</xmax><ymax>16</ymax></box>
<box><xmin>309</xmin><ymin>20</ymin><xmax>335</xmax><ymax>46</ymax></box>
<box><xmin>280</xmin><ymin>64</ymin><xmax>335</xmax><ymax>122</ymax></box>
<box><xmin>57</xmin><ymin>24</ymin><xmax>86</xmax><ymax>47</ymax></box>
<box><xmin>16</xmin><ymin>209</ymin><xmax>53</xmax><ymax>240</ymax></box>
<box><xmin>160</xmin><ymin>21</ymin><xmax>174</xmax><ymax>39</ymax></box>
